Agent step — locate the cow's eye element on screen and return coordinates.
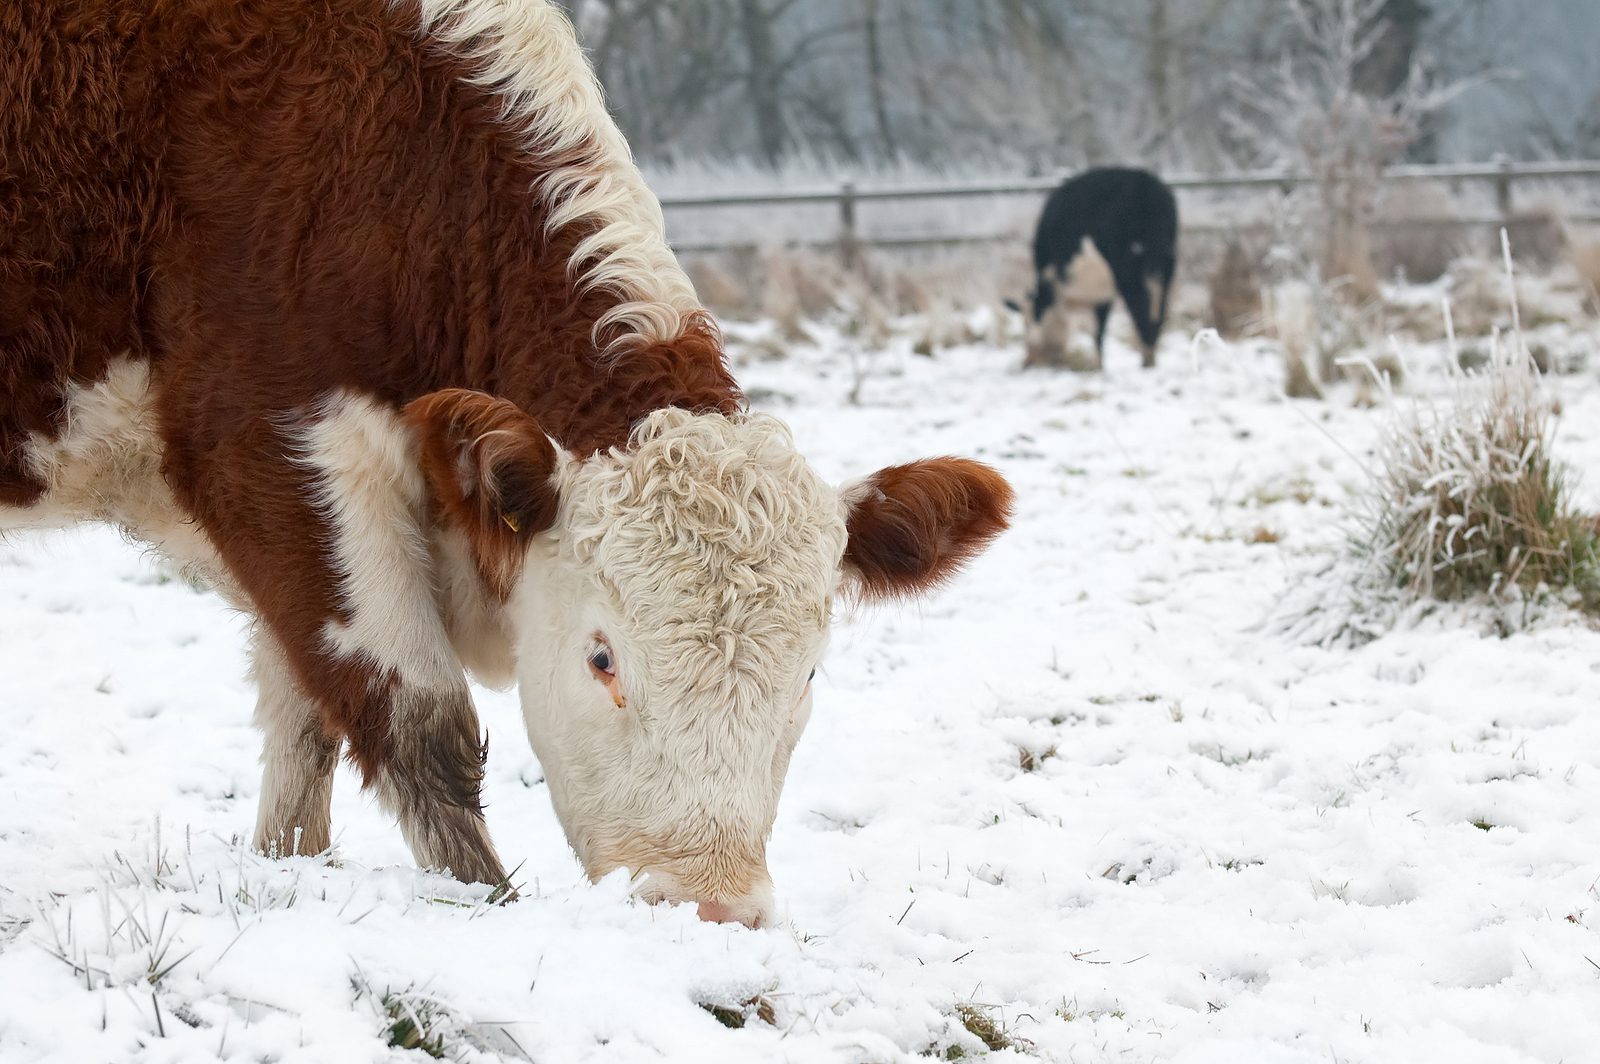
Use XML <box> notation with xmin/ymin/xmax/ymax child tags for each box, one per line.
<box><xmin>588</xmin><ymin>643</ymin><xmax>615</xmax><ymax>678</ymax></box>
<box><xmin>808</xmin><ymin>668</ymin><xmax>816</xmax><ymax>682</ymax></box>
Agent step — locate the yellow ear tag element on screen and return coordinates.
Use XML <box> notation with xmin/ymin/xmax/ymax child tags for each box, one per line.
<box><xmin>501</xmin><ymin>512</ymin><xmax>522</xmax><ymax>533</ymax></box>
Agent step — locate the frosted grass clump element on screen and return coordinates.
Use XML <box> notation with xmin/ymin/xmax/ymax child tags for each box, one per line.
<box><xmin>1351</xmin><ymin>344</ymin><xmax>1599</xmax><ymax>612</ymax></box>
<box><xmin>1346</xmin><ymin>240</ymin><xmax>1599</xmax><ymax>628</ymax></box>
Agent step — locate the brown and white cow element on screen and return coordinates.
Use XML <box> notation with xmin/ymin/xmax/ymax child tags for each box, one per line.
<box><xmin>0</xmin><ymin>0</ymin><xmax>1011</xmax><ymax>927</ymax></box>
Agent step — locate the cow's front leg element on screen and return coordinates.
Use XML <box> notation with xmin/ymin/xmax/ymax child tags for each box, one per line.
<box><xmin>361</xmin><ymin>683</ymin><xmax>508</xmax><ymax>889</ymax></box>
<box><xmin>257</xmin><ymin>643</ymin><xmax>507</xmax><ymax>887</ymax></box>
<box><xmin>173</xmin><ymin>390</ymin><xmax>510</xmax><ymax>887</ymax></box>
<box><xmin>252</xmin><ymin>634</ymin><xmax>340</xmax><ymax>859</ymax></box>
<box><xmin>258</xmin><ymin>648</ymin><xmax>507</xmax><ymax>885</ymax></box>
<box><xmin>1093</xmin><ymin>301</ymin><xmax>1113</xmax><ymax>371</ymax></box>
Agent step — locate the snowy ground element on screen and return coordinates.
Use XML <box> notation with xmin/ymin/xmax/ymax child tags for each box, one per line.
<box><xmin>3</xmin><ymin>315</ymin><xmax>1600</xmax><ymax>1063</ymax></box>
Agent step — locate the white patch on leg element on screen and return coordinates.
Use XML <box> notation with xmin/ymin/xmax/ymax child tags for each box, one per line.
<box><xmin>251</xmin><ymin>634</ymin><xmax>339</xmax><ymax>859</ymax></box>
<box><xmin>1147</xmin><ymin>275</ymin><xmax>1167</xmax><ymax>321</ymax></box>
<box><xmin>295</xmin><ymin>392</ymin><xmax>462</xmax><ymax>692</ymax></box>
<box><xmin>404</xmin><ymin>0</ymin><xmax>701</xmax><ymax>352</ymax></box>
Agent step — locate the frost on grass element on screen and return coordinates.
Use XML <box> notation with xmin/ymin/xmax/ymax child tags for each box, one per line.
<box><xmin>351</xmin><ymin>970</ymin><xmax>462</xmax><ymax>1059</ymax></box>
<box><xmin>699</xmin><ymin>994</ymin><xmax>777</xmax><ymax>1030</ymax></box>
<box><xmin>1277</xmin><ymin>232</ymin><xmax>1600</xmax><ymax>642</ymax></box>
<box><xmin>927</xmin><ymin>1002</ymin><xmax>1025</xmax><ymax>1059</ymax></box>
<box><xmin>1299</xmin><ymin>302</ymin><xmax>1600</xmax><ymax>642</ymax></box>
<box><xmin>1356</xmin><ymin>350</ymin><xmax>1598</xmax><ymax>609</ymax></box>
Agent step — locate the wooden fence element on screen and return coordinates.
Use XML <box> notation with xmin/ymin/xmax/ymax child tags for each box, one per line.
<box><xmin>659</xmin><ymin>158</ymin><xmax>1600</xmax><ymax>264</ymax></box>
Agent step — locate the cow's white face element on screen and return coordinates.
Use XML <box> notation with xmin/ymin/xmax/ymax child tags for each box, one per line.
<box><xmin>406</xmin><ymin>393</ymin><xmax>1012</xmax><ymax>927</ymax></box>
<box><xmin>513</xmin><ymin>411</ymin><xmax>841</xmax><ymax>926</ymax></box>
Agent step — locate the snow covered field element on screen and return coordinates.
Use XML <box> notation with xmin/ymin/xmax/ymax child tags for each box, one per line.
<box><xmin>3</xmin><ymin>317</ymin><xmax>1600</xmax><ymax>1063</ymax></box>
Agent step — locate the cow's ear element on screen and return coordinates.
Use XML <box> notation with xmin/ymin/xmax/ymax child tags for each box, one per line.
<box><xmin>404</xmin><ymin>389</ymin><xmax>561</xmax><ymax>598</ymax></box>
<box><xmin>841</xmin><ymin>458</ymin><xmax>1013</xmax><ymax>602</ymax></box>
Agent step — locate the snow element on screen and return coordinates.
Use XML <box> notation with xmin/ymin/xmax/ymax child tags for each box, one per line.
<box><xmin>3</xmin><ymin>321</ymin><xmax>1600</xmax><ymax>1062</ymax></box>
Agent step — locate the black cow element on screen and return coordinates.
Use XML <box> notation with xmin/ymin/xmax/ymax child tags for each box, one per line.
<box><xmin>1014</xmin><ymin>167</ymin><xmax>1178</xmax><ymax>370</ymax></box>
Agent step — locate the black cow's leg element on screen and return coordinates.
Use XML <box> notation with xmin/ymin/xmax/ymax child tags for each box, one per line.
<box><xmin>1117</xmin><ymin>272</ymin><xmax>1158</xmax><ymax>369</ymax></box>
<box><xmin>1093</xmin><ymin>302</ymin><xmax>1112</xmax><ymax>371</ymax></box>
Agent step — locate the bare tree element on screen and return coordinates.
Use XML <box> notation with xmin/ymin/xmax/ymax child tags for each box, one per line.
<box><xmin>862</xmin><ymin>0</ymin><xmax>897</xmax><ymax>160</ymax></box>
<box><xmin>549</xmin><ymin>0</ymin><xmax>1569</xmax><ymax>173</ymax></box>
<box><xmin>736</xmin><ymin>0</ymin><xmax>789</xmax><ymax>165</ymax></box>
<box><xmin>1231</xmin><ymin>0</ymin><xmax>1468</xmax><ymax>299</ymax></box>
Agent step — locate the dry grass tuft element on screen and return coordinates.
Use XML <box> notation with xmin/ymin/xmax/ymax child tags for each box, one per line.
<box><xmin>1571</xmin><ymin>237</ymin><xmax>1600</xmax><ymax>316</ymax></box>
<box><xmin>1017</xmin><ymin>745</ymin><xmax>1057</xmax><ymax>773</ymax></box>
<box><xmin>952</xmin><ymin>1003</ymin><xmax>1014</xmax><ymax>1055</ymax></box>
<box><xmin>682</xmin><ymin>244</ymin><xmax>1031</xmax><ymax>358</ymax></box>
<box><xmin>685</xmin><ymin>255</ymin><xmax>757</xmax><ymax>319</ymax></box>
<box><xmin>1209</xmin><ymin>241</ymin><xmax>1263</xmax><ymax>339</ymax></box>
<box><xmin>1267</xmin><ymin>281</ymin><xmax>1323</xmax><ymax>398</ymax></box>
<box><xmin>1278</xmin><ymin>245</ymin><xmax>1600</xmax><ymax>645</ymax></box>
<box><xmin>756</xmin><ymin>249</ymin><xmax>847</xmax><ymax>340</ymax></box>
<box><xmin>1502</xmin><ymin>203</ymin><xmax>1569</xmax><ymax>270</ymax></box>
<box><xmin>1351</xmin><ymin>328</ymin><xmax>1600</xmax><ymax>615</ymax></box>
<box><xmin>1446</xmin><ymin>249</ymin><xmax>1581</xmax><ymax>338</ymax></box>
<box><xmin>1371</xmin><ymin>181</ymin><xmax>1467</xmax><ymax>283</ymax></box>
<box><xmin>702</xmin><ymin>995</ymin><xmax>778</xmax><ymax>1029</ymax></box>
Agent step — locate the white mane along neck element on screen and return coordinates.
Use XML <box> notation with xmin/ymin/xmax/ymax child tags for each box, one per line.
<box><xmin>405</xmin><ymin>0</ymin><xmax>701</xmax><ymax>351</ymax></box>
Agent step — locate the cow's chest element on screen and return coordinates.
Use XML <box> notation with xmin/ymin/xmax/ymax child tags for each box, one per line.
<box><xmin>1055</xmin><ymin>236</ymin><xmax>1118</xmax><ymax>306</ymax></box>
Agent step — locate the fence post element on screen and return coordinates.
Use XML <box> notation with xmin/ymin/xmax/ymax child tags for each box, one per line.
<box><xmin>1493</xmin><ymin>154</ymin><xmax>1514</xmax><ymax>220</ymax></box>
<box><xmin>838</xmin><ymin>181</ymin><xmax>859</xmax><ymax>271</ymax></box>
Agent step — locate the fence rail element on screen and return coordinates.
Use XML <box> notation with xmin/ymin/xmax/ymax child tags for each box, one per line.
<box><xmin>659</xmin><ymin>158</ymin><xmax>1600</xmax><ymax>262</ymax></box>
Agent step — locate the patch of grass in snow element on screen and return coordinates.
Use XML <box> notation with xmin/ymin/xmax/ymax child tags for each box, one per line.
<box><xmin>1017</xmin><ymin>745</ymin><xmax>1056</xmax><ymax>773</ymax></box>
<box><xmin>353</xmin><ymin>971</ymin><xmax>463</xmax><ymax>1059</ymax></box>
<box><xmin>1193</xmin><ymin>524</ymin><xmax>1284</xmax><ymax>545</ymax></box>
<box><xmin>34</xmin><ymin>887</ymin><xmax>198</xmax><ymax>1038</ymax></box>
<box><xmin>1312</xmin><ymin>879</ymin><xmax>1352</xmax><ymax>903</ymax></box>
<box><xmin>699</xmin><ymin>994</ymin><xmax>778</xmax><ymax>1029</ymax></box>
<box><xmin>1250</xmin><ymin>476</ymin><xmax>1319</xmax><ymax>507</ymax></box>
<box><xmin>1341</xmin><ymin>246</ymin><xmax>1600</xmax><ymax>633</ymax></box>
<box><xmin>1055</xmin><ymin>998</ymin><xmax>1126</xmax><ymax>1023</ymax></box>
<box><xmin>379</xmin><ymin>994</ymin><xmax>448</xmax><ymax>1057</ymax></box>
<box><xmin>1354</xmin><ymin>352</ymin><xmax>1600</xmax><ymax>613</ymax></box>
<box><xmin>1086</xmin><ymin>693</ymin><xmax>1160</xmax><ymax>707</ymax></box>
<box><xmin>927</xmin><ymin>1002</ymin><xmax>1026</xmax><ymax>1058</ymax></box>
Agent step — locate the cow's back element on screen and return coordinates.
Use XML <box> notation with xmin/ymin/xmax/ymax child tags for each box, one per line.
<box><xmin>1033</xmin><ymin>167</ymin><xmax>1177</xmax><ymax>275</ymax></box>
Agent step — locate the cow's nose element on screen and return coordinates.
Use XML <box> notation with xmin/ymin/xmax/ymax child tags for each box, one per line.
<box><xmin>696</xmin><ymin>898</ymin><xmax>761</xmax><ymax>928</ymax></box>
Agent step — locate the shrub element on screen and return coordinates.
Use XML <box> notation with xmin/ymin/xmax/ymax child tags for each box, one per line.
<box><xmin>1349</xmin><ymin>328</ymin><xmax>1600</xmax><ymax>616</ymax></box>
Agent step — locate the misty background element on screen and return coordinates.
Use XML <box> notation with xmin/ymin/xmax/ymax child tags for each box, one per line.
<box><xmin>554</xmin><ymin>0</ymin><xmax>1600</xmax><ymax>174</ymax></box>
